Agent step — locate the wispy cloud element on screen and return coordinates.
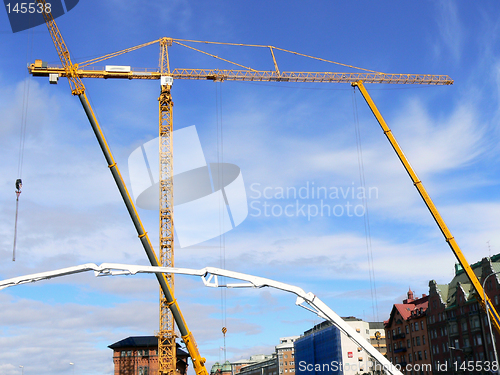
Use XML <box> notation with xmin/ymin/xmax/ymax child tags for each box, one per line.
<box><xmin>433</xmin><ymin>0</ymin><xmax>463</xmax><ymax>62</ymax></box>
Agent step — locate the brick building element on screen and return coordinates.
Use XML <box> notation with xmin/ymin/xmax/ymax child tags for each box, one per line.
<box><xmin>427</xmin><ymin>255</ymin><xmax>500</xmax><ymax>374</ymax></box>
<box><xmin>385</xmin><ymin>289</ymin><xmax>432</xmax><ymax>374</ymax></box>
<box><xmin>109</xmin><ymin>336</ymin><xmax>189</xmax><ymax>375</ymax></box>
<box><xmin>276</xmin><ymin>336</ymin><xmax>299</xmax><ymax>374</ymax></box>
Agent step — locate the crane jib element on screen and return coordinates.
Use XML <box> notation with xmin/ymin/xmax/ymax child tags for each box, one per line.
<box><xmin>29</xmin><ymin>64</ymin><xmax>454</xmax><ymax>85</ymax></box>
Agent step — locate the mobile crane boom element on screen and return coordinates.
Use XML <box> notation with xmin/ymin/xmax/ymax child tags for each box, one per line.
<box><xmin>34</xmin><ymin>2</ymin><xmax>205</xmax><ymax>375</ymax></box>
<box><xmin>352</xmin><ymin>80</ymin><xmax>500</xmax><ymax>335</ymax></box>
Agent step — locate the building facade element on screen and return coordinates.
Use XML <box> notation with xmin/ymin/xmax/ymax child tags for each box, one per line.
<box><xmin>295</xmin><ymin>321</ymin><xmax>343</xmax><ymax>375</ymax></box>
<box><xmin>385</xmin><ymin>289</ymin><xmax>432</xmax><ymax>374</ymax></box>
<box><xmin>224</xmin><ymin>354</ymin><xmax>277</xmax><ymax>375</ymax></box>
<box><xmin>109</xmin><ymin>336</ymin><xmax>189</xmax><ymax>375</ymax></box>
<box><xmin>237</xmin><ymin>356</ymin><xmax>278</xmax><ymax>375</ymax></box>
<box><xmin>276</xmin><ymin>336</ymin><xmax>299</xmax><ymax>374</ymax></box>
<box><xmin>427</xmin><ymin>255</ymin><xmax>500</xmax><ymax>374</ymax></box>
<box><xmin>294</xmin><ymin>318</ymin><xmax>386</xmax><ymax>375</ymax></box>
<box><xmin>341</xmin><ymin>317</ymin><xmax>374</xmax><ymax>374</ymax></box>
<box><xmin>369</xmin><ymin>322</ymin><xmax>386</xmax><ymax>358</ymax></box>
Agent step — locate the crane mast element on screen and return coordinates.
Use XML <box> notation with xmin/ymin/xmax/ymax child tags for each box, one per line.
<box><xmin>27</xmin><ymin>10</ymin><xmax>500</xmax><ymax>369</ymax></box>
<box><xmin>158</xmin><ymin>37</ymin><xmax>176</xmax><ymax>375</ymax></box>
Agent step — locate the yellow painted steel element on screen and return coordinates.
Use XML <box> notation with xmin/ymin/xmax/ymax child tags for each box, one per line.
<box><xmin>352</xmin><ymin>80</ymin><xmax>500</xmax><ymax>335</ymax></box>
<box><xmin>29</xmin><ymin>64</ymin><xmax>453</xmax><ymax>85</ymax></box>
<box><xmin>32</xmin><ymin>3</ymin><xmax>209</xmax><ymax>375</ymax></box>
<box><xmin>35</xmin><ymin>0</ymin><xmax>84</xmax><ymax>95</ymax></box>
<box><xmin>158</xmin><ymin>38</ymin><xmax>176</xmax><ymax>375</ymax></box>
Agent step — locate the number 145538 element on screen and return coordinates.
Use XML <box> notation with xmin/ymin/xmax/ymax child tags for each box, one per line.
<box><xmin>5</xmin><ymin>2</ymin><xmax>51</xmax><ymax>14</ymax></box>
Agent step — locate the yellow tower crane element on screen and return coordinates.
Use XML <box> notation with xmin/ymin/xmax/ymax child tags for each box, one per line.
<box><xmin>29</xmin><ymin>3</ymin><xmax>500</xmax><ymax>373</ymax></box>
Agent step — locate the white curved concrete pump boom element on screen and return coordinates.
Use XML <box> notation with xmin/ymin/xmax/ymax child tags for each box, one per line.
<box><xmin>0</xmin><ymin>263</ymin><xmax>403</xmax><ymax>375</ymax></box>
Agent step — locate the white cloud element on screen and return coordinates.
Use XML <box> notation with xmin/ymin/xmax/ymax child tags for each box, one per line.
<box><xmin>434</xmin><ymin>0</ymin><xmax>463</xmax><ymax>62</ymax></box>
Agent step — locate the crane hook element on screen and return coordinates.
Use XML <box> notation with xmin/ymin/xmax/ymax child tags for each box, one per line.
<box><xmin>13</xmin><ymin>178</ymin><xmax>22</xmax><ymax>261</ymax></box>
<box><xmin>15</xmin><ymin>178</ymin><xmax>22</xmax><ymax>198</ymax></box>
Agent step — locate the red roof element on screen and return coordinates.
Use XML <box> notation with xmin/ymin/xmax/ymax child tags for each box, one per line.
<box><xmin>385</xmin><ymin>295</ymin><xmax>428</xmax><ymax>327</ymax></box>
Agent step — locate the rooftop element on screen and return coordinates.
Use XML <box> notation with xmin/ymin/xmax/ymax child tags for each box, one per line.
<box><xmin>108</xmin><ymin>336</ymin><xmax>188</xmax><ymax>357</ymax></box>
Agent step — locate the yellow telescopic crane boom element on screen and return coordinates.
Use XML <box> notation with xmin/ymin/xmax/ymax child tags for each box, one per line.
<box><xmin>352</xmin><ymin>80</ymin><xmax>500</xmax><ymax>334</ymax></box>
<box><xmin>33</xmin><ymin>3</ymin><xmax>206</xmax><ymax>375</ymax></box>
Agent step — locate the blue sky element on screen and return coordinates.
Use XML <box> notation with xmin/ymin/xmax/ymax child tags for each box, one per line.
<box><xmin>1</xmin><ymin>1</ymin><xmax>500</xmax><ymax>374</ymax></box>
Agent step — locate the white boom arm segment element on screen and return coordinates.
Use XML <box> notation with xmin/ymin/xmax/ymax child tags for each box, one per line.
<box><xmin>0</xmin><ymin>263</ymin><xmax>403</xmax><ymax>375</ymax></box>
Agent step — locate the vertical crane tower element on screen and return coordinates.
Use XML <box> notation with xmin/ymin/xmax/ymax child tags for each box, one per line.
<box><xmin>158</xmin><ymin>37</ymin><xmax>176</xmax><ymax>375</ymax></box>
<box><xmin>29</xmin><ymin>4</ymin><xmax>500</xmax><ymax>373</ymax></box>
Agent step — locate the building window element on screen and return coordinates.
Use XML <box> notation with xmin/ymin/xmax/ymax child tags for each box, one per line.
<box><xmin>463</xmin><ymin>337</ymin><xmax>470</xmax><ymax>348</ymax></box>
<box><xmin>420</xmin><ymin>321</ymin><xmax>424</xmax><ymax>330</ymax></box>
<box><xmin>424</xmin><ymin>350</ymin><xmax>427</xmax><ymax>360</ymax></box>
<box><xmin>415</xmin><ymin>322</ymin><xmax>419</xmax><ymax>331</ymax></box>
<box><xmin>422</xmin><ymin>335</ymin><xmax>425</xmax><ymax>345</ymax></box>
<box><xmin>406</xmin><ymin>325</ymin><xmax>409</xmax><ymax>334</ymax></box>
<box><xmin>407</xmin><ymin>339</ymin><xmax>411</xmax><ymax>348</ymax></box>
<box><xmin>461</xmin><ymin>321</ymin><xmax>467</xmax><ymax>332</ymax></box>
<box><xmin>409</xmin><ymin>353</ymin><xmax>412</xmax><ymax>362</ymax></box>
<box><xmin>416</xmin><ymin>336</ymin><xmax>420</xmax><ymax>346</ymax></box>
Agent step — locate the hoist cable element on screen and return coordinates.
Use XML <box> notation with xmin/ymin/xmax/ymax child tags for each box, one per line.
<box><xmin>13</xmin><ymin>29</ymin><xmax>34</xmax><ymax>261</ymax></box>
<box><xmin>352</xmin><ymin>87</ymin><xmax>379</xmax><ymax>320</ymax></box>
<box><xmin>216</xmin><ymin>82</ymin><xmax>227</xmax><ymax>362</ymax></box>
